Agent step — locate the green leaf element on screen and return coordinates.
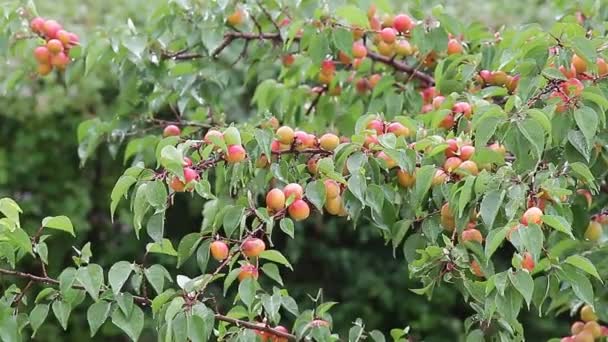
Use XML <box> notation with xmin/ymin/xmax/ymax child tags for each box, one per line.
<box><xmin>145</xmin><ymin>180</ymin><xmax>167</xmax><ymax>209</ymax></box>
<box><xmin>332</xmin><ymin>28</ymin><xmax>353</xmax><ymax>57</ymax></box>
<box><xmin>335</xmin><ymin>5</ymin><xmax>370</xmax><ymax>28</ymax></box>
<box><xmin>570</xmin><ymin>162</ymin><xmax>597</xmax><ymax>191</ymax></box>
<box><xmin>196</xmin><ymin>240</ymin><xmax>211</xmax><ymax>274</ymax></box>
<box><xmin>87</xmin><ymin>301</ymin><xmax>111</xmax><ymax>337</ymax></box>
<box><xmin>0</xmin><ymin>198</ymin><xmax>22</xmax><ymax>228</ymax></box>
<box><xmin>561</xmin><ymin>266</ymin><xmax>594</xmax><ymax>306</ymax></box>
<box><xmin>259</xmin><ymin>250</ymin><xmax>292</xmax><ymax>270</ymax></box>
<box><xmin>509</xmin><ymin>270</ymin><xmax>534</xmax><ymax>308</ymax></box>
<box><xmin>76</xmin><ymin>264</ymin><xmax>104</xmax><ymax>301</ymax></box>
<box><xmin>480</xmin><ymin>190</ymin><xmax>505</xmax><ymax>229</ymax></box>
<box><xmin>146</xmin><ymin>212</ymin><xmax>165</xmax><ymax>243</ymax></box>
<box><xmin>573</xmin><ymin>106</ymin><xmax>598</xmax><ymax>145</ymax></box>
<box><xmin>108</xmin><ymin>261</ymin><xmax>133</xmax><ymax>295</ymax></box>
<box><xmin>177</xmin><ymin>233</ymin><xmax>202</xmax><ymax>268</ymax></box>
<box><xmin>238</xmin><ymin>277</ymin><xmax>256</xmax><ymax>309</ymax></box>
<box><xmin>223</xmin><ymin>205</ymin><xmax>245</xmax><ymax>238</ymax></box>
<box><xmin>145</xmin><ymin>264</ymin><xmax>172</xmax><ymax>295</ymax></box>
<box><xmin>132</xmin><ymin>183</ymin><xmax>150</xmax><ymax>238</ymax></box>
<box><xmin>160</xmin><ymin>145</ymin><xmax>184</xmax><ymax>178</ymax></box>
<box><xmin>571</xmin><ymin>36</ymin><xmax>596</xmax><ymax>64</ymax></box>
<box><xmin>261</xmin><ymin>263</ymin><xmax>283</xmax><ymax>286</ymax></box>
<box><xmin>112</xmin><ymin>304</ymin><xmax>144</xmax><ymax>341</ymax></box>
<box><xmin>413</xmin><ymin>165</ymin><xmax>436</xmax><ymax>208</ymax></box>
<box><xmin>52</xmin><ymin>300</ymin><xmax>71</xmax><ymax>330</ymax></box>
<box><xmin>30</xmin><ymin>303</ymin><xmax>50</xmax><ymax>337</ymax></box>
<box><xmin>305</xmin><ymin>180</ymin><xmax>326</xmax><ymax>212</ymax></box>
<box><xmin>110</xmin><ymin>176</ymin><xmax>137</xmax><ymax>219</ymax></box>
<box><xmin>485</xmin><ymin>226</ymin><xmax>509</xmax><ymax>259</ymax></box>
<box><xmin>279</xmin><ymin>218</ymin><xmax>294</xmax><ymax>239</ymax></box>
<box><xmin>146</xmin><ymin>239</ymin><xmax>178</xmax><ymax>257</ymax></box>
<box><xmin>41</xmin><ymin>216</ymin><xmax>75</xmax><ymax>236</ymax></box>
<box><xmin>564</xmin><ymin>255</ymin><xmax>602</xmax><ymax>283</ymax></box>
<box><xmin>517</xmin><ymin>119</ymin><xmax>545</xmax><ymax>158</ymax></box>
<box><xmin>347</xmin><ymin>173</ymin><xmax>367</xmax><ymax>205</ymax></box>
<box><xmin>542</xmin><ymin>215</ymin><xmax>574</xmax><ymax>238</ymax></box>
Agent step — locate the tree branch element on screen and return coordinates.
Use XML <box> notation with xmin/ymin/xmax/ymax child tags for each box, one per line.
<box><xmin>166</xmin><ymin>32</ymin><xmax>435</xmax><ymax>85</ymax></box>
<box><xmin>0</xmin><ymin>267</ymin><xmax>296</xmax><ymax>340</ymax></box>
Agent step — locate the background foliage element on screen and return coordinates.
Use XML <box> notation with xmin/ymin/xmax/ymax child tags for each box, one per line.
<box><xmin>0</xmin><ymin>0</ymin><xmax>607</xmax><ymax>341</ymax></box>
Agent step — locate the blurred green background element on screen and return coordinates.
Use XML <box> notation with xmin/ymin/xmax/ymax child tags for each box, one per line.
<box><xmin>0</xmin><ymin>0</ymin><xmax>594</xmax><ymax>340</ymax></box>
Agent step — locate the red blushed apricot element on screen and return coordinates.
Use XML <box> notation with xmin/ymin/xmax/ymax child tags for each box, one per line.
<box><xmin>452</xmin><ymin>102</ymin><xmax>472</xmax><ymax>118</ymax></box>
<box><xmin>43</xmin><ymin>20</ymin><xmax>62</xmax><ymax>39</ymax></box>
<box><xmin>276</xmin><ymin>126</ymin><xmax>295</xmax><ymax>145</ymax></box>
<box><xmin>46</xmin><ymin>39</ymin><xmax>64</xmax><ymax>54</ymax></box>
<box><xmin>163</xmin><ymin>124</ymin><xmax>181</xmax><ymax>137</ymax></box>
<box><xmin>432</xmin><ymin>169</ymin><xmax>448</xmax><ymax>185</ymax></box>
<box><xmin>238</xmin><ymin>264</ymin><xmax>259</xmax><ymax>282</ymax></box>
<box><xmin>266</xmin><ymin>188</ymin><xmax>286</xmax><ymax>211</ymax></box>
<box><xmin>597</xmin><ymin>57</ymin><xmax>608</xmax><ymax>76</ymax></box>
<box><xmin>461</xmin><ymin>228</ymin><xmax>483</xmax><ymax>243</ymax></box>
<box><xmin>352</xmin><ymin>42</ymin><xmax>367</xmax><ymax>59</ymax></box>
<box><xmin>572</xmin><ymin>54</ymin><xmax>587</xmax><ymax>74</ymax></box>
<box><xmin>210</xmin><ymin>241</ymin><xmax>229</xmax><ymax>261</ymax></box>
<box><xmin>397</xmin><ymin>169</ymin><xmax>415</xmax><ymax>188</ymax></box>
<box><xmin>288</xmin><ymin>199</ymin><xmax>310</xmax><ymax>221</ymax></box>
<box><xmin>282</xmin><ymin>54</ymin><xmax>295</xmax><ymax>67</ymax></box>
<box><xmin>321</xmin><ymin>60</ymin><xmax>335</xmax><ymax>74</ymax></box>
<box><xmin>270</xmin><ymin>325</ymin><xmax>289</xmax><ymax>342</ymax></box>
<box><xmin>447</xmin><ymin>39</ymin><xmax>463</xmax><ymax>55</ymax></box>
<box><xmin>488</xmin><ymin>142</ymin><xmax>506</xmax><ymax>155</ymax></box>
<box><xmin>379</xmin><ymin>27</ymin><xmax>396</xmax><ymax>44</ymax></box>
<box><xmin>432</xmin><ymin>95</ymin><xmax>445</xmax><ymax>110</ymax></box>
<box><xmin>521</xmin><ymin>252</ymin><xmax>535</xmax><ymax>272</ymax></box>
<box><xmin>283</xmin><ymin>183</ymin><xmax>304</xmax><ymax>201</ymax></box>
<box><xmin>445</xmin><ymin>139</ymin><xmax>459</xmax><ymax>157</ymax></box>
<box><xmin>471</xmin><ymin>260</ymin><xmax>484</xmax><ymax>277</ymax></box>
<box><xmin>440</xmin><ymin>113</ymin><xmax>455</xmax><ymax>129</ymax></box>
<box><xmin>319</xmin><ymin>133</ymin><xmax>339</xmax><ymax>151</ymax></box>
<box><xmin>242</xmin><ymin>237</ymin><xmax>266</xmax><ymax>257</ymax></box>
<box><xmin>225</xmin><ymin>144</ymin><xmax>246</xmax><ymax>163</ymax></box>
<box><xmin>421</xmin><ymin>86</ymin><xmax>437</xmax><ymax>104</ymax></box>
<box><xmin>307</xmin><ymin>157</ymin><xmax>318</xmax><ymax>174</ymax></box>
<box><xmin>367</xmin><ymin>119</ymin><xmax>384</xmax><ymax>135</ymax></box>
<box><xmin>440</xmin><ymin>203</ymin><xmax>455</xmax><ymax>230</ymax></box>
<box><xmin>324</xmin><ymin>180</ymin><xmax>340</xmax><ymax>199</ymax></box>
<box><xmin>377</xmin><ymin>151</ymin><xmax>397</xmax><ymax>169</ymax></box>
<box><xmin>363</xmin><ymin>135</ymin><xmax>379</xmax><ymax>149</ymax></box>
<box><xmin>368</xmin><ymin>74</ymin><xmax>382</xmax><ymax>88</ymax></box>
<box><xmin>459</xmin><ymin>145</ymin><xmax>475</xmax><ymax>161</ymax></box>
<box><xmin>549</xmin><ymin>91</ymin><xmax>569</xmax><ymax>113</ymax></box>
<box><xmin>50</xmin><ymin>52</ymin><xmax>69</xmax><ymax>69</ymax></box>
<box><xmin>521</xmin><ymin>206</ymin><xmax>543</xmax><ymax>226</ymax></box>
<box><xmin>183</xmin><ymin>167</ymin><xmax>199</xmax><ymax>183</ymax></box>
<box><xmin>479</xmin><ymin>70</ymin><xmax>492</xmax><ymax>84</ymax></box>
<box><xmin>30</xmin><ymin>17</ymin><xmax>46</xmax><ymax>33</ymax></box>
<box><xmin>393</xmin><ymin>14</ymin><xmax>414</xmax><ymax>33</ymax></box>
<box><xmin>386</xmin><ymin>122</ymin><xmax>409</xmax><ymax>137</ymax></box>
<box><xmin>572</xmin><ymin>322</ymin><xmax>585</xmax><ymax>335</ymax></box>
<box><xmin>227</xmin><ymin>9</ymin><xmax>245</xmax><ymax>26</ymax></box>
<box><xmin>204</xmin><ymin>129</ymin><xmax>223</xmax><ymax>144</ymax></box>
<box><xmin>338</xmin><ymin>50</ymin><xmax>352</xmax><ymax>65</ymax></box>
<box><xmin>560</xmin><ymin>78</ymin><xmax>584</xmax><ymax>96</ymax></box>
<box><xmin>456</xmin><ymin>160</ymin><xmax>479</xmax><ymax>176</ymax></box>
<box><xmin>169</xmin><ymin>176</ymin><xmax>186</xmax><ymax>192</ymax></box>
<box><xmin>444</xmin><ymin>157</ymin><xmax>462</xmax><ymax>173</ymax></box>
<box><xmin>34</xmin><ymin>46</ymin><xmax>51</xmax><ymax>63</ymax></box>
<box><xmin>294</xmin><ymin>131</ymin><xmax>316</xmax><ymax>151</ymax></box>
<box><xmin>490</xmin><ymin>71</ymin><xmax>509</xmax><ymax>86</ymax></box>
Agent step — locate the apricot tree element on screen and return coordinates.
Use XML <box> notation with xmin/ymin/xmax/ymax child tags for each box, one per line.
<box><xmin>0</xmin><ymin>1</ymin><xmax>607</xmax><ymax>341</ymax></box>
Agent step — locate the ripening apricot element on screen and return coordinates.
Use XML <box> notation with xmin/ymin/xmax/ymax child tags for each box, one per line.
<box><xmin>521</xmin><ymin>252</ymin><xmax>535</xmax><ymax>272</ymax></box>
<box><xmin>395</xmin><ymin>40</ymin><xmax>413</xmax><ymax>56</ymax></box>
<box><xmin>34</xmin><ymin>46</ymin><xmax>50</xmax><ymax>63</ymax></box>
<box><xmin>490</xmin><ymin>71</ymin><xmax>509</xmax><ymax>86</ymax></box>
<box><xmin>367</xmin><ymin>119</ymin><xmax>384</xmax><ymax>135</ymax></box>
<box><xmin>182</xmin><ymin>157</ymin><xmax>192</xmax><ymax>167</ymax></box>
<box><xmin>368</xmin><ymin>74</ymin><xmax>382</xmax><ymax>88</ymax></box>
<box><xmin>242</xmin><ymin>238</ymin><xmax>266</xmax><ymax>257</ymax></box>
<box><xmin>521</xmin><ymin>206</ymin><xmax>543</xmax><ymax>226</ymax></box>
<box><xmin>282</xmin><ymin>54</ymin><xmax>295</xmax><ymax>67</ymax></box>
<box><xmin>572</xmin><ymin>321</ymin><xmax>585</xmax><ymax>335</ymax></box>
<box><xmin>444</xmin><ymin>157</ymin><xmax>462</xmax><ymax>173</ymax></box>
<box><xmin>225</xmin><ymin>145</ymin><xmax>246</xmax><ymax>163</ymax></box>
<box><xmin>441</xmin><ymin>214</ymin><xmax>455</xmax><ymax>233</ymax></box>
<box><xmin>447</xmin><ymin>39</ymin><xmax>463</xmax><ymax>55</ymax></box>
<box><xmin>204</xmin><ymin>129</ymin><xmax>223</xmax><ymax>144</ymax></box>
<box><xmin>376</xmin><ymin>41</ymin><xmax>394</xmax><ymax>57</ymax></box>
<box><xmin>307</xmin><ymin>157</ymin><xmax>318</xmax><ymax>174</ymax></box>
<box><xmin>256</xmin><ymin>155</ymin><xmax>269</xmax><ymax>168</ymax></box>
<box><xmin>210</xmin><ymin>241</ymin><xmax>229</xmax><ymax>261</ymax></box>
<box><xmin>432</xmin><ymin>169</ymin><xmax>448</xmax><ymax>185</ymax></box>
<box><xmin>321</xmin><ymin>60</ymin><xmax>335</xmax><ymax>75</ymax></box>
<box><xmin>572</xmin><ymin>54</ymin><xmax>587</xmax><ymax>74</ymax></box>
<box><xmin>50</xmin><ymin>52</ymin><xmax>69</xmax><ymax>69</ymax></box>
<box><xmin>363</xmin><ymin>134</ymin><xmax>379</xmax><ymax>149</ymax></box>
<box><xmin>456</xmin><ymin>160</ymin><xmax>479</xmax><ymax>176</ymax></box>
<box><xmin>584</xmin><ymin>321</ymin><xmax>601</xmax><ymax>338</ymax></box>
<box><xmin>319</xmin><ymin>133</ymin><xmax>340</xmax><ymax>151</ymax></box>
<box><xmin>379</xmin><ymin>27</ymin><xmax>396</xmax><ymax>44</ymax></box>
<box><xmin>238</xmin><ymin>264</ymin><xmax>259</xmax><ymax>282</ymax></box>
<box><xmin>43</xmin><ymin>20</ymin><xmax>62</xmax><ymax>39</ymax></box>
<box><xmin>471</xmin><ymin>260</ymin><xmax>484</xmax><ymax>277</ymax></box>
<box><xmin>580</xmin><ymin>305</ymin><xmax>598</xmax><ymax>322</ymax></box>
<box><xmin>46</xmin><ymin>39</ymin><xmax>63</xmax><ymax>54</ymax></box>
<box><xmin>377</xmin><ymin>151</ymin><xmax>396</xmax><ymax>169</ymax></box>
<box><xmin>397</xmin><ymin>169</ymin><xmax>415</xmax><ymax>188</ymax></box>
<box><xmin>276</xmin><ymin>126</ymin><xmax>295</xmax><ymax>145</ymax></box>
<box><xmin>227</xmin><ymin>9</ymin><xmax>245</xmax><ymax>26</ymax></box>
<box><xmin>584</xmin><ymin>221</ymin><xmax>602</xmax><ymax>242</ymax></box>
<box><xmin>30</xmin><ymin>17</ymin><xmax>45</xmax><ymax>33</ymax></box>
<box><xmin>183</xmin><ymin>167</ymin><xmax>199</xmax><ymax>183</ymax></box>
<box><xmin>597</xmin><ymin>57</ymin><xmax>608</xmax><ymax>76</ymax></box>
<box><xmin>573</xmin><ymin>331</ymin><xmax>594</xmax><ymax>342</ymax></box>
<box><xmin>169</xmin><ymin>176</ymin><xmax>186</xmax><ymax>192</ymax></box>
<box><xmin>324</xmin><ymin>180</ymin><xmax>340</xmax><ymax>199</ymax></box>
<box><xmin>163</xmin><ymin>125</ymin><xmax>181</xmax><ymax>137</ymax></box>
<box><xmin>270</xmin><ymin>326</ymin><xmax>289</xmax><ymax>342</ymax></box>
<box><xmin>461</xmin><ymin>228</ymin><xmax>483</xmax><ymax>243</ymax></box>
<box><xmin>288</xmin><ymin>199</ymin><xmax>310</xmax><ymax>221</ymax></box>
<box><xmin>479</xmin><ymin>70</ymin><xmax>492</xmax><ymax>84</ymax></box>
<box><xmin>261</xmin><ymin>117</ymin><xmax>280</xmax><ymax>130</ymax></box>
<box><xmin>506</xmin><ymin>75</ymin><xmax>520</xmax><ymax>93</ymax></box>
<box><xmin>294</xmin><ymin>131</ymin><xmax>316</xmax><ymax>150</ymax></box>
<box><xmin>459</xmin><ymin>145</ymin><xmax>475</xmax><ymax>161</ymax></box>
<box><xmin>283</xmin><ymin>183</ymin><xmax>304</xmax><ymax>201</ymax></box>
<box><xmin>432</xmin><ymin>95</ymin><xmax>446</xmax><ymax>109</ymax></box>
<box><xmin>445</xmin><ymin>139</ymin><xmax>459</xmax><ymax>157</ymax></box>
<box><xmin>488</xmin><ymin>142</ymin><xmax>506</xmax><ymax>155</ymax></box>
<box><xmin>452</xmin><ymin>102</ymin><xmax>472</xmax><ymax>118</ymax></box>
<box><xmin>325</xmin><ymin>196</ymin><xmax>342</xmax><ymax>215</ymax></box>
<box><xmin>352</xmin><ymin>42</ymin><xmax>367</xmax><ymax>59</ymax></box>
<box><xmin>440</xmin><ymin>113</ymin><xmax>455</xmax><ymax>129</ymax></box>
<box><xmin>561</xmin><ymin>78</ymin><xmax>584</xmax><ymax>96</ymax></box>
<box><xmin>386</xmin><ymin>122</ymin><xmax>409</xmax><ymax>137</ymax></box>
<box><xmin>266</xmin><ymin>188</ymin><xmax>286</xmax><ymax>211</ymax></box>
<box><xmin>310</xmin><ymin>320</ymin><xmax>330</xmax><ymax>327</ymax></box>
<box><xmin>393</xmin><ymin>14</ymin><xmax>414</xmax><ymax>33</ymax></box>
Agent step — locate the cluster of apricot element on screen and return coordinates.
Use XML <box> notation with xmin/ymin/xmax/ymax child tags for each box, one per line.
<box><xmin>210</xmin><ymin>236</ymin><xmax>266</xmax><ymax>282</ymax></box>
<box><xmin>419</xmin><ymin>86</ymin><xmax>475</xmax><ymax>130</ymax></box>
<box><xmin>29</xmin><ymin>17</ymin><xmax>79</xmax><ymax>76</ymax></box>
<box><xmin>476</xmin><ymin>70</ymin><xmax>519</xmax><ymax>93</ymax></box>
<box><xmin>561</xmin><ymin>305</ymin><xmax>607</xmax><ymax>342</ymax></box>
<box><xmin>266</xmin><ymin>184</ymin><xmax>310</xmax><ymax>221</ymax></box>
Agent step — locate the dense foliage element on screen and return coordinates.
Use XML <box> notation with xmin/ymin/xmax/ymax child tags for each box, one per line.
<box><xmin>1</xmin><ymin>0</ymin><xmax>608</xmax><ymax>341</ymax></box>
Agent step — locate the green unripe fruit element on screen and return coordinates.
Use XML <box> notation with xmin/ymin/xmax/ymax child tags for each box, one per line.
<box><xmin>223</xmin><ymin>126</ymin><xmax>241</xmax><ymax>146</ymax></box>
